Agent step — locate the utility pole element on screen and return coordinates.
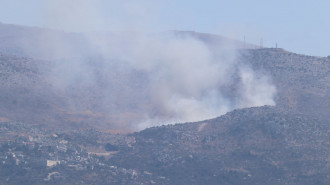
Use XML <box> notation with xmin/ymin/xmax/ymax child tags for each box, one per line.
<box><xmin>244</xmin><ymin>36</ymin><xmax>246</xmax><ymax>49</ymax></box>
<box><xmin>56</xmin><ymin>145</ymin><xmax>59</xmax><ymax>161</ymax></box>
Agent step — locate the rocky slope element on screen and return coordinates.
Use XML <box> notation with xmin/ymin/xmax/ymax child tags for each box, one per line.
<box><xmin>113</xmin><ymin>106</ymin><xmax>329</xmax><ymax>184</ymax></box>
<box><xmin>240</xmin><ymin>48</ymin><xmax>330</xmax><ymax>121</ymax></box>
<box><xmin>1</xmin><ymin>106</ymin><xmax>329</xmax><ymax>184</ymax></box>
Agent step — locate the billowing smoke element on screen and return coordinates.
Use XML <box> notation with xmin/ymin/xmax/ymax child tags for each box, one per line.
<box><xmin>13</xmin><ymin>1</ymin><xmax>277</xmax><ymax>131</ymax></box>
<box><xmin>42</xmin><ymin>32</ymin><xmax>276</xmax><ymax>130</ymax></box>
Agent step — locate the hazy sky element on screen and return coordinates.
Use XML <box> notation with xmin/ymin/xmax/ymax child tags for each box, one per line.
<box><xmin>0</xmin><ymin>0</ymin><xmax>329</xmax><ymax>56</ymax></box>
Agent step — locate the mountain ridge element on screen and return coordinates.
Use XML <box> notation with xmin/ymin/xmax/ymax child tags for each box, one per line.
<box><xmin>0</xmin><ymin>23</ymin><xmax>329</xmax><ymax>184</ymax></box>
<box><xmin>0</xmin><ymin>23</ymin><xmax>329</xmax><ymax>131</ymax></box>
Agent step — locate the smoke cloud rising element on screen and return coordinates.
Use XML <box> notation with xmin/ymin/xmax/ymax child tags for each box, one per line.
<box><xmin>15</xmin><ymin>1</ymin><xmax>277</xmax><ymax>130</ymax></box>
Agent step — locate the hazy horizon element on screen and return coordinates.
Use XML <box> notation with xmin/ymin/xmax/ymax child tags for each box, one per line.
<box><xmin>0</xmin><ymin>0</ymin><xmax>329</xmax><ymax>57</ymax></box>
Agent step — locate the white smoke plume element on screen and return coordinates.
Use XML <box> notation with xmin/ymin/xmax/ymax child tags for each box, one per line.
<box><xmin>14</xmin><ymin>1</ymin><xmax>277</xmax><ymax>130</ymax></box>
